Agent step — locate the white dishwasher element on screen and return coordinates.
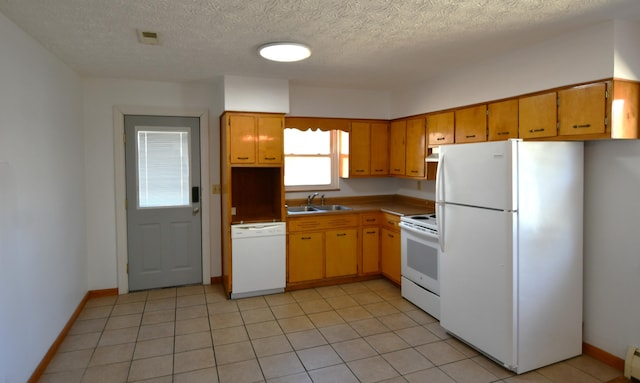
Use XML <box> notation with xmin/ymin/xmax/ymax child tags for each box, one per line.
<box><xmin>230</xmin><ymin>222</ymin><xmax>286</xmax><ymax>299</ymax></box>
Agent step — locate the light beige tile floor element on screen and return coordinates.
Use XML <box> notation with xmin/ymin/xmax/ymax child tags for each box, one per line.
<box><xmin>39</xmin><ymin>279</ymin><xmax>624</xmax><ymax>383</ymax></box>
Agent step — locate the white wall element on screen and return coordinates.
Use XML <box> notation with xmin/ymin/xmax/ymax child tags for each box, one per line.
<box><xmin>289</xmin><ymin>84</ymin><xmax>391</xmax><ymax>119</ymax></box>
<box><xmin>224</xmin><ymin>75</ymin><xmax>290</xmax><ymax>113</ymax></box>
<box><xmin>614</xmin><ymin>20</ymin><xmax>640</xmax><ymax>80</ymax></box>
<box><xmin>0</xmin><ymin>12</ymin><xmax>86</xmax><ymax>383</ymax></box>
<box><xmin>583</xmin><ymin>140</ymin><xmax>640</xmax><ymax>360</ymax></box>
<box><xmin>391</xmin><ymin>21</ymin><xmax>615</xmax><ymax>118</ymax></box>
<box><xmin>82</xmin><ymin>78</ymin><xmax>224</xmax><ymax>288</ymax></box>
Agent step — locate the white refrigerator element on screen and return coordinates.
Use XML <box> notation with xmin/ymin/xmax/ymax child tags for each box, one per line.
<box><xmin>436</xmin><ymin>139</ymin><xmax>584</xmax><ymax>374</ymax></box>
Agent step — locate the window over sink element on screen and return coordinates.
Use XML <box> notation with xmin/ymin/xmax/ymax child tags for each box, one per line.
<box><xmin>284</xmin><ymin>128</ymin><xmax>339</xmax><ymax>191</ymax></box>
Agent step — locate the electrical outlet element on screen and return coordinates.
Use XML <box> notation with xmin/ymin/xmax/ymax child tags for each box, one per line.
<box><xmin>212</xmin><ymin>184</ymin><xmax>221</xmax><ymax>194</ymax></box>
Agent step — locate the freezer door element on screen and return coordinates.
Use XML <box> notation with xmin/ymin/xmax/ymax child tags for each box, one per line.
<box><xmin>438</xmin><ymin>140</ymin><xmax>516</xmax><ymax>211</ymax></box>
<box><xmin>440</xmin><ymin>204</ymin><xmax>517</xmax><ymax>369</ymax></box>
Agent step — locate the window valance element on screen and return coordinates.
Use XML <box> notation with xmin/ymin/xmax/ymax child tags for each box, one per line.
<box><xmin>284</xmin><ymin>117</ymin><xmax>350</xmax><ymax>132</ymax></box>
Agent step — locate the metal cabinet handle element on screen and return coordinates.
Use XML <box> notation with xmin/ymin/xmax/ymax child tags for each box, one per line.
<box><xmin>437</xmin><ymin>137</ymin><xmax>445</xmax><ymax>141</ymax></box>
<box><xmin>529</xmin><ymin>128</ymin><xmax>545</xmax><ymax>133</ymax></box>
<box><xmin>497</xmin><ymin>131</ymin><xmax>510</xmax><ymax>135</ymax></box>
<box><xmin>573</xmin><ymin>124</ymin><xmax>591</xmax><ymax>129</ymax></box>
<box><xmin>236</xmin><ymin>156</ymin><xmax>249</xmax><ymax>160</ymax></box>
<box><xmin>264</xmin><ymin>157</ymin><xmax>276</xmax><ymax>160</ymax></box>
<box><xmin>465</xmin><ymin>134</ymin><xmax>476</xmax><ymax>138</ymax></box>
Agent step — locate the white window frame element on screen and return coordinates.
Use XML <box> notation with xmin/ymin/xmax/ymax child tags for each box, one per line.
<box><xmin>284</xmin><ymin>129</ymin><xmax>340</xmax><ymax>192</ymax></box>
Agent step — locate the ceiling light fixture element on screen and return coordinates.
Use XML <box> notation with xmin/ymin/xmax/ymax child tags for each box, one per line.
<box><xmin>258</xmin><ymin>42</ymin><xmax>311</xmax><ymax>62</ymax></box>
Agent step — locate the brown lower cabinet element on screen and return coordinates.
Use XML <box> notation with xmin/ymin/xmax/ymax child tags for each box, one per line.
<box><xmin>288</xmin><ymin>232</ymin><xmax>323</xmax><ymax>283</ymax></box>
<box><xmin>380</xmin><ymin>213</ymin><xmax>401</xmax><ymax>285</ymax></box>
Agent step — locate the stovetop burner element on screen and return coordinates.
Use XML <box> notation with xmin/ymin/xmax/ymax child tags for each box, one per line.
<box><xmin>400</xmin><ymin>213</ymin><xmax>438</xmax><ymax>231</ymax></box>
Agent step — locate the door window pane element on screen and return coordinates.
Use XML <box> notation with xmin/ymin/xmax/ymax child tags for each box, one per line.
<box><xmin>137</xmin><ymin>127</ymin><xmax>191</xmax><ymax>208</ymax></box>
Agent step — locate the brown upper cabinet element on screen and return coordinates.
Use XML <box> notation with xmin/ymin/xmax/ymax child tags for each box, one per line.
<box><xmin>519</xmin><ymin>92</ymin><xmax>558</xmax><ymax>139</ymax></box>
<box><xmin>405</xmin><ymin>118</ymin><xmax>427</xmax><ymax>178</ymax></box>
<box><xmin>225</xmin><ymin>113</ymin><xmax>284</xmax><ymax>165</ymax></box>
<box><xmin>427</xmin><ymin>111</ymin><xmax>454</xmax><ymax>147</ymax></box>
<box><xmin>389</xmin><ymin>120</ymin><xmax>406</xmax><ymax>176</ymax></box>
<box><xmin>341</xmin><ymin>121</ymin><xmax>389</xmax><ymax>177</ymax></box>
<box><xmin>455</xmin><ymin>105</ymin><xmax>487</xmax><ymax>143</ymax></box>
<box><xmin>558</xmin><ymin>82</ymin><xmax>606</xmax><ymax>136</ymax></box>
<box><xmin>488</xmin><ymin>99</ymin><xmax>519</xmax><ymax>141</ymax></box>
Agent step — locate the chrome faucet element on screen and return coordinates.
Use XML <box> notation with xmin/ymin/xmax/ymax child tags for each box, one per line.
<box><xmin>307</xmin><ymin>192</ymin><xmax>319</xmax><ymax>205</ymax></box>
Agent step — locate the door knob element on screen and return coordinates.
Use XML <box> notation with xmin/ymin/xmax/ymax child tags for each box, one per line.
<box><xmin>193</xmin><ymin>207</ymin><xmax>200</xmax><ymax>215</ymax></box>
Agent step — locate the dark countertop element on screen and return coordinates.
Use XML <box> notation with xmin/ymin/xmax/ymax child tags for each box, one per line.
<box><xmin>286</xmin><ymin>195</ymin><xmax>435</xmax><ymax>218</ymax></box>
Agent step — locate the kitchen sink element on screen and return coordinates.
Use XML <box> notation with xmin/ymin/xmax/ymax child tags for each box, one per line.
<box><xmin>286</xmin><ymin>204</ymin><xmax>352</xmax><ymax>214</ymax></box>
<box><xmin>313</xmin><ymin>204</ymin><xmax>352</xmax><ymax>211</ymax></box>
<box><xmin>287</xmin><ymin>205</ymin><xmax>320</xmax><ymax>213</ymax></box>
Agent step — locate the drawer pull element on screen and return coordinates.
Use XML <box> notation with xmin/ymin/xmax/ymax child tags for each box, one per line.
<box><xmin>497</xmin><ymin>131</ymin><xmax>510</xmax><ymax>135</ymax></box>
<box><xmin>236</xmin><ymin>156</ymin><xmax>249</xmax><ymax>160</ymax></box>
<box><xmin>393</xmin><ymin>168</ymin><xmax>401</xmax><ymax>172</ymax></box>
<box><xmin>301</xmin><ymin>236</ymin><xmax>312</xmax><ymax>240</ymax></box>
<box><xmin>387</xmin><ymin>233</ymin><xmax>395</xmax><ymax>238</ymax></box>
<box><xmin>366</xmin><ymin>219</ymin><xmax>376</xmax><ymax>222</ymax></box>
<box><xmin>437</xmin><ymin>137</ymin><xmax>445</xmax><ymax>141</ymax></box>
<box><xmin>529</xmin><ymin>128</ymin><xmax>545</xmax><ymax>133</ymax></box>
<box><xmin>336</xmin><ymin>233</ymin><xmax>347</xmax><ymax>237</ymax></box>
<box><xmin>573</xmin><ymin>124</ymin><xmax>591</xmax><ymax>129</ymax></box>
<box><xmin>365</xmin><ymin>230</ymin><xmax>376</xmax><ymax>234</ymax></box>
<box><xmin>410</xmin><ymin>170</ymin><xmax>418</xmax><ymax>173</ymax></box>
<box><xmin>264</xmin><ymin>157</ymin><xmax>276</xmax><ymax>160</ymax></box>
<box><xmin>465</xmin><ymin>134</ymin><xmax>476</xmax><ymax>138</ymax></box>
<box><xmin>355</xmin><ymin>169</ymin><xmax>365</xmax><ymax>172</ymax></box>
<box><xmin>388</xmin><ymin>221</ymin><xmax>395</xmax><ymax>225</ymax></box>
<box><xmin>374</xmin><ymin>169</ymin><xmax>384</xmax><ymax>172</ymax></box>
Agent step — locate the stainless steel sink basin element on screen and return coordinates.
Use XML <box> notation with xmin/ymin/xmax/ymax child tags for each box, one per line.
<box><xmin>313</xmin><ymin>204</ymin><xmax>352</xmax><ymax>211</ymax></box>
<box><xmin>287</xmin><ymin>205</ymin><xmax>320</xmax><ymax>213</ymax></box>
<box><xmin>286</xmin><ymin>204</ymin><xmax>352</xmax><ymax>214</ymax></box>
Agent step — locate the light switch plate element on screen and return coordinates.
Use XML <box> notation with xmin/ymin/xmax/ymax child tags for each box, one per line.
<box><xmin>212</xmin><ymin>184</ymin><xmax>221</xmax><ymax>194</ymax></box>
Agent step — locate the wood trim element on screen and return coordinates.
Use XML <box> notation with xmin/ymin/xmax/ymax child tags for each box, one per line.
<box><xmin>583</xmin><ymin>342</ymin><xmax>625</xmax><ymax>372</ymax></box>
<box><xmin>88</xmin><ymin>288</ymin><xmax>119</xmax><ymax>298</ymax></box>
<box><xmin>210</xmin><ymin>276</ymin><xmax>222</xmax><ymax>284</ymax></box>
<box><xmin>28</xmin><ymin>289</ymin><xmax>118</xmax><ymax>382</ymax></box>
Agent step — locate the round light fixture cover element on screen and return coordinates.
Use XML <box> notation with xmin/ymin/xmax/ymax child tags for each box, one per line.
<box><xmin>259</xmin><ymin>42</ymin><xmax>311</xmax><ymax>62</ymax></box>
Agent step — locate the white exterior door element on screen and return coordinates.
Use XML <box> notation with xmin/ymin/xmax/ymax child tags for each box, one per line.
<box><xmin>125</xmin><ymin>115</ymin><xmax>202</xmax><ymax>291</ymax></box>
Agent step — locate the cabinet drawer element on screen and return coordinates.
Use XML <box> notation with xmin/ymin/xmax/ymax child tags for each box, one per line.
<box><xmin>289</xmin><ymin>214</ymin><xmax>358</xmax><ymax>232</ymax></box>
<box><xmin>360</xmin><ymin>213</ymin><xmax>381</xmax><ymax>226</ymax></box>
<box><xmin>380</xmin><ymin>213</ymin><xmax>401</xmax><ymax>232</ymax></box>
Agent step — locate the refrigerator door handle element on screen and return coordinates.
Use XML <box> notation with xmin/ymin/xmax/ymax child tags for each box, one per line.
<box><xmin>436</xmin><ymin>153</ymin><xmax>445</xmax><ymax>252</ymax></box>
<box><xmin>435</xmin><ymin>152</ymin><xmax>444</xmax><ymax>203</ymax></box>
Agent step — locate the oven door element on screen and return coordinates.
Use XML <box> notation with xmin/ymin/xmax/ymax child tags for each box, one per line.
<box><xmin>400</xmin><ymin>222</ymin><xmax>440</xmax><ymax>295</ymax></box>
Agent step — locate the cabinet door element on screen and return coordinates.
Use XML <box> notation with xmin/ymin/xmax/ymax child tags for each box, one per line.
<box><xmin>389</xmin><ymin>120</ymin><xmax>406</xmax><ymax>175</ymax></box>
<box><xmin>361</xmin><ymin>227</ymin><xmax>380</xmax><ymax>274</ymax></box>
<box><xmin>350</xmin><ymin>122</ymin><xmax>371</xmax><ymax>176</ymax></box>
<box><xmin>258</xmin><ymin>116</ymin><xmax>283</xmax><ymax>164</ymax></box>
<box><xmin>427</xmin><ymin>111</ymin><xmax>454</xmax><ymax>147</ymax></box>
<box><xmin>380</xmin><ymin>228</ymin><xmax>401</xmax><ymax>285</ymax></box>
<box><xmin>455</xmin><ymin>105</ymin><xmax>487</xmax><ymax>143</ymax></box>
<box><xmin>229</xmin><ymin>115</ymin><xmax>256</xmax><ymax>164</ymax></box>
<box><xmin>488</xmin><ymin>99</ymin><xmax>518</xmax><ymax>141</ymax></box>
<box><xmin>558</xmin><ymin>82</ymin><xmax>606</xmax><ymax>136</ymax></box>
<box><xmin>370</xmin><ymin>122</ymin><xmax>389</xmax><ymax>175</ymax></box>
<box><xmin>405</xmin><ymin>118</ymin><xmax>426</xmax><ymax>178</ymax></box>
<box><xmin>288</xmin><ymin>232</ymin><xmax>323</xmax><ymax>283</ymax></box>
<box><xmin>325</xmin><ymin>229</ymin><xmax>358</xmax><ymax>278</ymax></box>
<box><xmin>519</xmin><ymin>92</ymin><xmax>558</xmax><ymax>139</ymax></box>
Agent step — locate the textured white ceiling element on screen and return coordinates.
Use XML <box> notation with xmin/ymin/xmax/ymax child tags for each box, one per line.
<box><xmin>1</xmin><ymin>0</ymin><xmax>640</xmax><ymax>89</ymax></box>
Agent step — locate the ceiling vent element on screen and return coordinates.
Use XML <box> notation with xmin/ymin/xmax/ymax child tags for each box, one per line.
<box><xmin>137</xmin><ymin>30</ymin><xmax>159</xmax><ymax>45</ymax></box>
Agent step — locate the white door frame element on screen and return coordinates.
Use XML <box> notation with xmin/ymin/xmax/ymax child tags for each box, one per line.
<box><xmin>113</xmin><ymin>106</ymin><xmax>210</xmax><ymax>295</ymax></box>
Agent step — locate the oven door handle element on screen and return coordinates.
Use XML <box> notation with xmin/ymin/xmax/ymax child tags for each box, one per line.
<box><xmin>398</xmin><ymin>222</ymin><xmax>438</xmax><ymax>239</ymax></box>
